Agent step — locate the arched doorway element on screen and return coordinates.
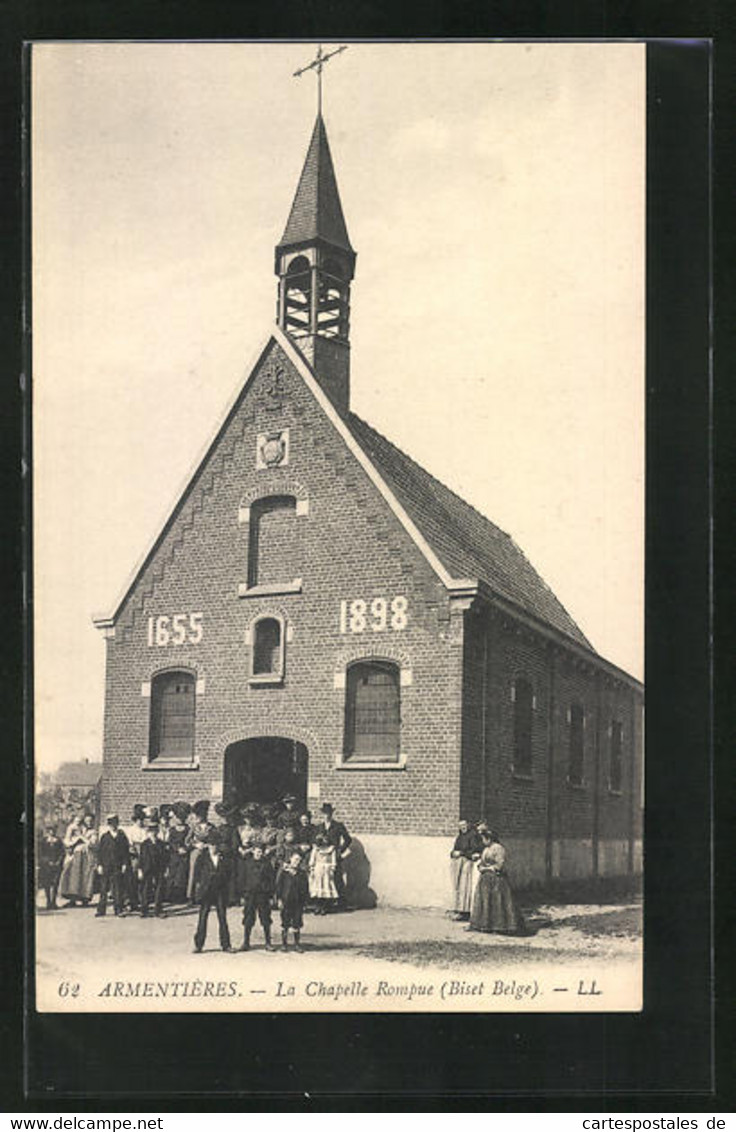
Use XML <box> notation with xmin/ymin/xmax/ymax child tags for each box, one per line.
<box><xmin>222</xmin><ymin>737</ymin><xmax>308</xmax><ymax>810</ymax></box>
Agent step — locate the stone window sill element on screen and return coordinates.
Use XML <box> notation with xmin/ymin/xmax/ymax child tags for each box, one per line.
<box><xmin>238</xmin><ymin>579</ymin><xmax>302</xmax><ymax>598</ymax></box>
<box><xmin>336</xmin><ymin>756</ymin><xmax>407</xmax><ymax>771</ymax></box>
<box><xmin>608</xmin><ymin>788</ymin><xmax>623</xmax><ymax>797</ymax></box>
<box><xmin>566</xmin><ymin>778</ymin><xmax>587</xmax><ymax>790</ymax></box>
<box><xmin>141</xmin><ymin>758</ymin><xmax>200</xmax><ymax>771</ymax></box>
<box><xmin>510</xmin><ymin>769</ymin><xmax>533</xmax><ymax>782</ymax></box>
<box><xmin>249</xmin><ymin>673</ymin><xmax>284</xmax><ymax>687</ymax></box>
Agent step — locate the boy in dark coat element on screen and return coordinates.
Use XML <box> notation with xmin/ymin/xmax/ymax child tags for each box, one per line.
<box><xmin>38</xmin><ymin>825</ymin><xmax>65</xmax><ymax>909</ymax></box>
<box><xmin>274</xmin><ymin>850</ymin><xmax>309</xmax><ymax>952</ymax></box>
<box><xmin>192</xmin><ymin>828</ymin><xmax>233</xmax><ymax>953</ymax></box>
<box><xmin>95</xmin><ymin>813</ymin><xmax>131</xmax><ymax>917</ymax></box>
<box><xmin>240</xmin><ymin>843</ymin><xmax>275</xmax><ymax>951</ymax></box>
<box><xmin>138</xmin><ymin>820</ymin><xmax>168</xmax><ymax>917</ymax></box>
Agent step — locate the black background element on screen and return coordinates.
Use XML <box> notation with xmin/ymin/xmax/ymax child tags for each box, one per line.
<box><xmin>1</xmin><ymin>0</ymin><xmax>731</xmax><ymax>1111</ymax></box>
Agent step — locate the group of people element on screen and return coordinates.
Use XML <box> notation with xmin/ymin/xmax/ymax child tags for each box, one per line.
<box><xmin>448</xmin><ymin>819</ymin><xmax>527</xmax><ymax>936</ymax></box>
<box><xmin>36</xmin><ymin>795</ymin><xmax>354</xmax><ymax>954</ymax></box>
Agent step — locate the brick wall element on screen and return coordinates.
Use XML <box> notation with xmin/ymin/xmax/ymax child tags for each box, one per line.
<box><xmin>100</xmin><ymin>340</ymin><xmax>463</xmax><ymax>837</ymax></box>
<box><xmin>461</xmin><ymin>604</ymin><xmax>643</xmax><ymax>878</ymax></box>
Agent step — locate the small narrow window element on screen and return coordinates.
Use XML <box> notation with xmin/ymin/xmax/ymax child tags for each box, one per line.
<box><xmin>568</xmin><ymin>703</ymin><xmax>585</xmax><ymax>786</ymax></box>
<box><xmin>513</xmin><ymin>678</ymin><xmax>534</xmax><ymax>777</ymax></box>
<box><xmin>247</xmin><ymin>495</ymin><xmax>298</xmax><ymax>588</ymax></box>
<box><xmin>610</xmin><ymin>721</ymin><xmax>623</xmax><ymax>793</ymax></box>
<box><xmin>344</xmin><ymin>661</ymin><xmax>400</xmax><ymax>764</ymax></box>
<box><xmin>149</xmin><ymin>671</ymin><xmax>196</xmax><ymax>762</ymax></box>
<box><xmin>251</xmin><ymin>616</ymin><xmax>284</xmax><ymax>682</ymax></box>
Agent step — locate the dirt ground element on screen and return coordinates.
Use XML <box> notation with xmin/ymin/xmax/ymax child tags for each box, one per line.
<box><xmin>35</xmin><ymin>894</ymin><xmax>642</xmax><ymax>1013</ymax></box>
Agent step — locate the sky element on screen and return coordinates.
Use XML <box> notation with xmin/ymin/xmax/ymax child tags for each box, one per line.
<box><xmin>32</xmin><ymin>42</ymin><xmax>645</xmax><ymax>773</ymax></box>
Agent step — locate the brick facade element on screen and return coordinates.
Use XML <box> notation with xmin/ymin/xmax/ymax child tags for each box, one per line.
<box><xmin>98</xmin><ymin>332</ymin><xmax>643</xmax><ymax>904</ymax></box>
<box><xmin>100</xmin><ymin>339</ymin><xmax>465</xmax><ymax>841</ymax></box>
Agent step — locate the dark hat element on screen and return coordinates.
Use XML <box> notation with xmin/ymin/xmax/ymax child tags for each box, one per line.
<box><xmin>143</xmin><ymin>805</ymin><xmax>159</xmax><ymax>821</ymax></box>
<box><xmin>214</xmin><ymin>801</ymin><xmax>237</xmax><ymax>819</ymax></box>
<box><xmin>172</xmin><ymin>801</ymin><xmax>191</xmax><ymax>822</ymax></box>
<box><xmin>192</xmin><ymin>800</ymin><xmax>210</xmax><ymax>819</ymax></box>
<box><xmin>282</xmin><ymin>794</ymin><xmax>297</xmax><ymax>804</ymax></box>
<box><xmin>160</xmin><ymin>803</ymin><xmax>173</xmax><ymax>819</ymax></box>
<box><xmin>320</xmin><ymin>803</ymin><xmax>334</xmax><ymax>814</ymax></box>
<box><xmin>132</xmin><ymin>804</ymin><xmax>146</xmax><ymax>821</ymax></box>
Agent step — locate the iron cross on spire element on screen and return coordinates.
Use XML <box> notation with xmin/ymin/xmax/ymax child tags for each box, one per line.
<box><xmin>293</xmin><ymin>43</ymin><xmax>348</xmax><ymax>115</ymax></box>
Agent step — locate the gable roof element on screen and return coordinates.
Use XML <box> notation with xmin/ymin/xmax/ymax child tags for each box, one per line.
<box><xmin>346</xmin><ymin>414</ymin><xmax>593</xmax><ymax>650</ymax></box>
<box><xmin>93</xmin><ymin>324</ymin><xmax>594</xmax><ymax>663</ymax></box>
<box><xmin>277</xmin><ymin>114</ymin><xmax>354</xmax><ymax>254</ymax></box>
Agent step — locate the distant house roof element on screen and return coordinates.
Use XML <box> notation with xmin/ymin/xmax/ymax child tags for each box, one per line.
<box><xmin>347</xmin><ymin>413</ymin><xmax>593</xmax><ymax>650</ymax></box>
<box><xmin>54</xmin><ymin>761</ymin><xmax>103</xmax><ymax>788</ymax></box>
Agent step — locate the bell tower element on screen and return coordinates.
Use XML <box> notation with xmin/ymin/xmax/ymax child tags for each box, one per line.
<box><xmin>275</xmin><ymin>114</ymin><xmax>356</xmax><ymax>415</ymax></box>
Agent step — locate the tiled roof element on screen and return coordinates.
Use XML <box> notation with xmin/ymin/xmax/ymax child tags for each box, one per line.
<box><xmin>55</xmin><ymin>761</ymin><xmax>103</xmax><ymax>787</ymax></box>
<box><xmin>347</xmin><ymin>413</ymin><xmax>594</xmax><ymax>650</ymax></box>
<box><xmin>278</xmin><ymin>114</ymin><xmax>353</xmax><ymax>253</ymax></box>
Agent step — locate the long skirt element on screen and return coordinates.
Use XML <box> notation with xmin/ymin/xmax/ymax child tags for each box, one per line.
<box><xmin>309</xmin><ymin>860</ymin><xmax>338</xmax><ymax>900</ymax></box>
<box><xmin>165</xmin><ymin>851</ymin><xmax>190</xmax><ymax>903</ymax></box>
<box><xmin>468</xmin><ymin>870</ymin><xmax>526</xmax><ymax>935</ymax></box>
<box><xmin>59</xmin><ymin>846</ymin><xmax>96</xmax><ymax>901</ymax></box>
<box><xmin>449</xmin><ymin>856</ymin><xmax>475</xmax><ymax>914</ymax></box>
<box><xmin>187</xmin><ymin>847</ymin><xmax>204</xmax><ymax>900</ymax></box>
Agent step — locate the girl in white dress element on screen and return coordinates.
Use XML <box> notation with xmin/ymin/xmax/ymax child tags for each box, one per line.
<box><xmin>308</xmin><ymin>833</ymin><xmax>338</xmax><ymax>914</ymax></box>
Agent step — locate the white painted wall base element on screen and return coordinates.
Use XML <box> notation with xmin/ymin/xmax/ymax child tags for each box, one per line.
<box><xmin>598</xmin><ymin>839</ymin><xmax>629</xmax><ymax>877</ymax></box>
<box><xmin>351</xmin><ymin>833</ymin><xmax>642</xmax><ymax>908</ymax></box>
<box><xmin>552</xmin><ymin>838</ymin><xmax>594</xmax><ymax>880</ymax></box>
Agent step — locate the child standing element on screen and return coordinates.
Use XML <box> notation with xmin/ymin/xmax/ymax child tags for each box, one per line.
<box><xmin>308</xmin><ymin>833</ymin><xmax>338</xmax><ymax>915</ymax></box>
<box><xmin>240</xmin><ymin>844</ymin><xmax>275</xmax><ymax>951</ymax></box>
<box><xmin>38</xmin><ymin>825</ymin><xmax>65</xmax><ymax>909</ymax></box>
<box><xmin>274</xmin><ymin>851</ymin><xmax>309</xmax><ymax>951</ymax></box>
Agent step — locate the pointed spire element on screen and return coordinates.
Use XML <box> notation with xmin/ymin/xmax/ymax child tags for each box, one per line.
<box><xmin>277</xmin><ymin>115</ymin><xmax>353</xmax><ymax>254</ymax></box>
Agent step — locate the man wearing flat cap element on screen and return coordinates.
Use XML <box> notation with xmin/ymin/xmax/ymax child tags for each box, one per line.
<box><xmin>95</xmin><ymin>813</ymin><xmax>130</xmax><ymax>917</ymax></box>
<box><xmin>192</xmin><ymin>827</ymin><xmax>233</xmax><ymax>953</ymax></box>
<box><xmin>316</xmin><ymin>803</ymin><xmax>352</xmax><ymax>909</ymax></box>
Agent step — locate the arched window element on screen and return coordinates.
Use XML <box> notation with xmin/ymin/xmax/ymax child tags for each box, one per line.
<box><xmin>344</xmin><ymin>660</ymin><xmax>401</xmax><ymax>764</ymax></box>
<box><xmin>251</xmin><ymin>616</ymin><xmax>285</xmax><ymax>682</ymax></box>
<box><xmin>247</xmin><ymin>495</ymin><xmax>298</xmax><ymax>588</ymax></box>
<box><xmin>149</xmin><ymin>670</ymin><xmax>196</xmax><ymax>762</ymax></box>
<box><xmin>284</xmin><ymin>255</ymin><xmax>311</xmax><ymax>338</ymax></box>
<box><xmin>609</xmin><ymin>720</ymin><xmax>623</xmax><ymax>793</ymax></box>
<box><xmin>568</xmin><ymin>703</ymin><xmax>585</xmax><ymax>786</ymax></box>
<box><xmin>513</xmin><ymin>677</ymin><xmax>534</xmax><ymax>777</ymax></box>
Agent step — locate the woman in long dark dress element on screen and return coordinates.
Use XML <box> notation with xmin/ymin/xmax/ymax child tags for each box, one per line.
<box><xmin>165</xmin><ymin>803</ymin><xmax>191</xmax><ymax>905</ymax></box>
<box><xmin>467</xmin><ymin>831</ymin><xmax>526</xmax><ymax>936</ymax></box>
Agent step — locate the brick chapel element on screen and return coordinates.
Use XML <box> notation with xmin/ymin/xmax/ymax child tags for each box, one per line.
<box><xmin>94</xmin><ymin>113</ymin><xmax>643</xmax><ymax>906</ymax></box>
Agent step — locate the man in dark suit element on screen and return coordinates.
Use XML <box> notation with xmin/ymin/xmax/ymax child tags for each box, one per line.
<box><xmin>316</xmin><ymin>803</ymin><xmax>352</xmax><ymax>908</ymax></box>
<box><xmin>95</xmin><ymin>813</ymin><xmax>130</xmax><ymax>917</ymax></box>
<box><xmin>192</xmin><ymin>828</ymin><xmax>233</xmax><ymax>953</ymax></box>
